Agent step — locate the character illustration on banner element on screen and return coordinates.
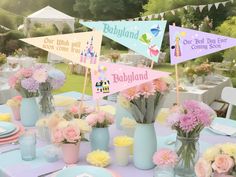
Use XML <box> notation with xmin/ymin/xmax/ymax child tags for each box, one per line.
<box><xmin>139</xmin><ymin>33</ymin><xmax>152</xmax><ymax>45</ymax></box>
<box><xmin>95</xmin><ymin>65</ymin><xmax>110</xmax><ymax>94</ymax></box>
<box><xmin>148</xmin><ymin>45</ymin><xmax>159</xmax><ymax>57</ymax></box>
<box><xmin>150</xmin><ymin>25</ymin><xmax>160</xmax><ymax>37</ymax></box>
<box><xmin>80</xmin><ymin>36</ymin><xmax>98</xmax><ymax>64</ymax></box>
<box><xmin>171</xmin><ymin>31</ymin><xmax>186</xmax><ymax>58</ymax></box>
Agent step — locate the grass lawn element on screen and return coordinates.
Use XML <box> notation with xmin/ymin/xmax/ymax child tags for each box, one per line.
<box><xmin>53</xmin><ymin>61</ymin><xmax>236</xmax><ymax>120</ymax></box>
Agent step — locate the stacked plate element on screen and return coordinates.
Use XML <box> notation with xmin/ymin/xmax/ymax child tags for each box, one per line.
<box><xmin>55</xmin><ymin>166</ymin><xmax>121</xmax><ymax>177</ymax></box>
<box><xmin>0</xmin><ymin>121</ymin><xmax>24</xmax><ymax>145</ymax></box>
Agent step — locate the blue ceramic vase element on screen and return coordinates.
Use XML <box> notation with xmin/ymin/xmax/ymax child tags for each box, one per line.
<box><xmin>90</xmin><ymin>127</ymin><xmax>110</xmax><ymax>151</ymax></box>
<box><xmin>20</xmin><ymin>97</ymin><xmax>40</xmax><ymax>127</ymax></box>
<box><xmin>133</xmin><ymin>123</ymin><xmax>157</xmax><ymax>169</ymax></box>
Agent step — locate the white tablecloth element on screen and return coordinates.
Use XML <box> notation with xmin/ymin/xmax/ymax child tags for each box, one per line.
<box><xmin>159</xmin><ymin>77</ymin><xmax>232</xmax><ymax>108</ymax></box>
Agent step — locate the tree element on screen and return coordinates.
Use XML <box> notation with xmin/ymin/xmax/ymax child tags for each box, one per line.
<box><xmin>73</xmin><ymin>0</ymin><xmax>148</xmax><ymax>20</ymax></box>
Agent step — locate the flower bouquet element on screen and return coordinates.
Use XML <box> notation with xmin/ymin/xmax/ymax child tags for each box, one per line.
<box><xmin>195</xmin><ymin>143</ymin><xmax>236</xmax><ymax>177</ymax></box>
<box><xmin>63</xmin><ymin>104</ymin><xmax>95</xmax><ymax>120</ymax></box>
<box><xmin>120</xmin><ymin>78</ymin><xmax>170</xmax><ymax>169</ymax></box>
<box><xmin>167</xmin><ymin>100</ymin><xmax>216</xmax><ymax>176</ymax></box>
<box><xmin>35</xmin><ymin>65</ymin><xmax>65</xmax><ymax>115</ymax></box>
<box><xmin>153</xmin><ymin>148</ymin><xmax>178</xmax><ymax>177</ymax></box>
<box><xmin>51</xmin><ymin>117</ymin><xmax>91</xmax><ymax>164</ymax></box>
<box><xmin>86</xmin><ymin>111</ymin><xmax>114</xmax><ymax>151</ymax></box>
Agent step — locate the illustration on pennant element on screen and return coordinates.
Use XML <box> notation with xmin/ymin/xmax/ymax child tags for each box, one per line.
<box><xmin>171</xmin><ymin>31</ymin><xmax>186</xmax><ymax>58</ymax></box>
<box><xmin>80</xmin><ymin>36</ymin><xmax>98</xmax><ymax>64</ymax></box>
<box><xmin>94</xmin><ymin>64</ymin><xmax>110</xmax><ymax>94</ymax></box>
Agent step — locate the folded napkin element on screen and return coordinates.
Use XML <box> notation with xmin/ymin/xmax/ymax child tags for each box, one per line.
<box><xmin>210</xmin><ymin>122</ymin><xmax>236</xmax><ymax>136</ymax></box>
<box><xmin>0</xmin><ymin>113</ymin><xmax>11</xmax><ymax>122</ymax></box>
<box><xmin>53</xmin><ymin>95</ymin><xmax>77</xmax><ymax>107</ymax></box>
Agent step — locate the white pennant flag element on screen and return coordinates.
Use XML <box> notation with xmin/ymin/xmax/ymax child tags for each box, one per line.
<box><xmin>171</xmin><ymin>10</ymin><xmax>175</xmax><ymax>15</ymax></box>
<box><xmin>199</xmin><ymin>5</ymin><xmax>206</xmax><ymax>12</ymax></box>
<box><xmin>177</xmin><ymin>8</ymin><xmax>182</xmax><ymax>12</ymax></box>
<box><xmin>154</xmin><ymin>14</ymin><xmax>159</xmax><ymax>18</ymax></box>
<box><xmin>148</xmin><ymin>15</ymin><xmax>153</xmax><ymax>20</ymax></box>
<box><xmin>141</xmin><ymin>16</ymin><xmax>146</xmax><ymax>21</ymax></box>
<box><xmin>128</xmin><ymin>19</ymin><xmax>133</xmax><ymax>21</ymax></box>
<box><xmin>208</xmin><ymin>4</ymin><xmax>213</xmax><ymax>10</ymax></box>
<box><xmin>222</xmin><ymin>1</ymin><xmax>228</xmax><ymax>6</ymax></box>
<box><xmin>215</xmin><ymin>2</ymin><xmax>221</xmax><ymax>9</ymax></box>
<box><xmin>230</xmin><ymin>0</ymin><xmax>234</xmax><ymax>3</ymax></box>
<box><xmin>191</xmin><ymin>5</ymin><xmax>198</xmax><ymax>10</ymax></box>
<box><xmin>134</xmin><ymin>18</ymin><xmax>139</xmax><ymax>21</ymax></box>
<box><xmin>160</xmin><ymin>12</ymin><xmax>165</xmax><ymax>18</ymax></box>
<box><xmin>184</xmin><ymin>6</ymin><xmax>188</xmax><ymax>10</ymax></box>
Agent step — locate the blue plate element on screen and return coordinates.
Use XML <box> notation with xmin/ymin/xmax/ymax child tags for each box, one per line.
<box><xmin>0</xmin><ymin>122</ymin><xmax>16</xmax><ymax>136</ymax></box>
<box><xmin>56</xmin><ymin>165</ymin><xmax>113</xmax><ymax>177</ymax></box>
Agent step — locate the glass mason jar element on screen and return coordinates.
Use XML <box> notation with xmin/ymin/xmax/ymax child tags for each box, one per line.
<box><xmin>154</xmin><ymin>165</ymin><xmax>175</xmax><ymax>177</ymax></box>
<box><xmin>174</xmin><ymin>135</ymin><xmax>200</xmax><ymax>177</ymax></box>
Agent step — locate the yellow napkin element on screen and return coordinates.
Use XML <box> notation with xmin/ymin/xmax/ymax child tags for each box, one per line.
<box><xmin>53</xmin><ymin>95</ymin><xmax>77</xmax><ymax>107</ymax></box>
<box><xmin>99</xmin><ymin>105</ymin><xmax>116</xmax><ymax>115</ymax></box>
<box><xmin>0</xmin><ymin>113</ymin><xmax>11</xmax><ymax>122</ymax></box>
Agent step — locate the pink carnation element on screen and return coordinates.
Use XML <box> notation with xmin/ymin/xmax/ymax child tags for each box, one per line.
<box><xmin>153</xmin><ymin>148</ymin><xmax>178</xmax><ymax>167</ymax></box>
<box><xmin>32</xmin><ymin>68</ymin><xmax>48</xmax><ymax>83</ymax></box>
<box><xmin>21</xmin><ymin>68</ymin><xmax>33</xmax><ymax>78</ymax></box>
<box><xmin>179</xmin><ymin>114</ymin><xmax>198</xmax><ymax>133</ymax></box>
<box><xmin>121</xmin><ymin>86</ymin><xmax>139</xmax><ymax>101</ymax></box>
<box><xmin>52</xmin><ymin>128</ymin><xmax>64</xmax><ymax>144</ymax></box>
<box><xmin>153</xmin><ymin>79</ymin><xmax>168</xmax><ymax>92</ymax></box>
<box><xmin>138</xmin><ymin>82</ymin><xmax>156</xmax><ymax>98</ymax></box>
<box><xmin>63</xmin><ymin>125</ymin><xmax>80</xmax><ymax>143</ymax></box>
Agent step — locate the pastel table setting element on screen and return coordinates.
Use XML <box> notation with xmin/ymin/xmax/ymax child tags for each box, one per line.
<box><xmin>0</xmin><ymin>91</ymin><xmax>235</xmax><ymax>177</ymax></box>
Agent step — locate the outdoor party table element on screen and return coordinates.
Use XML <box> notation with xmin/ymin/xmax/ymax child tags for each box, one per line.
<box><xmin>0</xmin><ymin>91</ymin><xmax>235</xmax><ymax>177</ymax></box>
<box><xmin>160</xmin><ymin>76</ymin><xmax>232</xmax><ymax>108</ymax></box>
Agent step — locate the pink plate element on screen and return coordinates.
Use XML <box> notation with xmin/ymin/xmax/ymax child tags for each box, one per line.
<box><xmin>0</xmin><ymin>124</ymin><xmax>24</xmax><ymax>143</ymax></box>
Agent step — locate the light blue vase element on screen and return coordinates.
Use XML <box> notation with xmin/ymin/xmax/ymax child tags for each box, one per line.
<box><xmin>134</xmin><ymin>123</ymin><xmax>157</xmax><ymax>170</ymax></box>
<box><xmin>115</xmin><ymin>103</ymin><xmax>134</xmax><ymax>130</ymax></box>
<box><xmin>20</xmin><ymin>97</ymin><xmax>40</xmax><ymax>127</ymax></box>
<box><xmin>90</xmin><ymin>127</ymin><xmax>110</xmax><ymax>151</ymax></box>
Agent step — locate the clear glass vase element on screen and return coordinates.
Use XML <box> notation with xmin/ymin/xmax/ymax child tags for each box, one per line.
<box><xmin>39</xmin><ymin>82</ymin><xmax>55</xmax><ymax>116</ymax></box>
<box><xmin>154</xmin><ymin>166</ymin><xmax>175</xmax><ymax>177</ymax></box>
<box><xmin>174</xmin><ymin>135</ymin><xmax>199</xmax><ymax>177</ymax></box>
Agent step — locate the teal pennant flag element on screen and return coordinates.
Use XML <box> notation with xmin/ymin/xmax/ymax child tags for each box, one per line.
<box><xmin>80</xmin><ymin>20</ymin><xmax>167</xmax><ymax>63</ymax></box>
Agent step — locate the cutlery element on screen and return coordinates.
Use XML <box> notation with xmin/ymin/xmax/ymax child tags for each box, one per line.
<box><xmin>38</xmin><ymin>169</ymin><xmax>61</xmax><ymax>177</ymax></box>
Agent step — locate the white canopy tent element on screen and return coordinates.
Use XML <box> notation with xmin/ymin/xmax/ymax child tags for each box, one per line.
<box><xmin>24</xmin><ymin>6</ymin><xmax>75</xmax><ymax>63</ymax></box>
<box><xmin>24</xmin><ymin>6</ymin><xmax>75</xmax><ymax>34</ymax></box>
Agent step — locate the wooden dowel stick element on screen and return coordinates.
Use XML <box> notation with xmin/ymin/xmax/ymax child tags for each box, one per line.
<box><xmin>175</xmin><ymin>64</ymin><xmax>180</xmax><ymax>105</ymax></box>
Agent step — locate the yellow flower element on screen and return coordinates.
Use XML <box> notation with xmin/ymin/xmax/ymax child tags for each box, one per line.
<box><xmin>74</xmin><ymin>119</ymin><xmax>91</xmax><ymax>134</ymax></box>
<box><xmin>6</xmin><ymin>99</ymin><xmax>19</xmax><ymax>107</ymax></box>
<box><xmin>203</xmin><ymin>145</ymin><xmax>221</xmax><ymax>162</ymax></box>
<box><xmin>36</xmin><ymin>118</ymin><xmax>49</xmax><ymax>127</ymax></box>
<box><xmin>117</xmin><ymin>95</ymin><xmax>130</xmax><ymax>108</ymax></box>
<box><xmin>220</xmin><ymin>143</ymin><xmax>236</xmax><ymax>157</ymax></box>
<box><xmin>57</xmin><ymin>120</ymin><xmax>69</xmax><ymax>129</ymax></box>
<box><xmin>0</xmin><ymin>113</ymin><xmax>11</xmax><ymax>122</ymax></box>
<box><xmin>113</xmin><ymin>136</ymin><xmax>133</xmax><ymax>147</ymax></box>
<box><xmin>121</xmin><ymin>117</ymin><xmax>137</xmax><ymax>129</ymax></box>
<box><xmin>155</xmin><ymin>108</ymin><xmax>171</xmax><ymax>124</ymax></box>
<box><xmin>86</xmin><ymin>150</ymin><xmax>111</xmax><ymax>167</ymax></box>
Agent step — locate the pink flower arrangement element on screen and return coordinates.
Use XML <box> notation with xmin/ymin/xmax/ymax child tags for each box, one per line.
<box><xmin>51</xmin><ymin>124</ymin><xmax>81</xmax><ymax>144</ymax></box>
<box><xmin>153</xmin><ymin>148</ymin><xmax>178</xmax><ymax>167</ymax></box>
<box><xmin>167</xmin><ymin>100</ymin><xmax>216</xmax><ymax>134</ymax></box>
<box><xmin>195</xmin><ymin>143</ymin><xmax>236</xmax><ymax>177</ymax></box>
<box><xmin>86</xmin><ymin>111</ymin><xmax>114</xmax><ymax>128</ymax></box>
<box><xmin>120</xmin><ymin>77</ymin><xmax>170</xmax><ymax>124</ymax></box>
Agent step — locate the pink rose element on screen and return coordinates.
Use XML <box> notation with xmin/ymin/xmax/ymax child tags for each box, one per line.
<box><xmin>213</xmin><ymin>172</ymin><xmax>234</xmax><ymax>177</ymax></box>
<box><xmin>212</xmin><ymin>155</ymin><xmax>234</xmax><ymax>174</ymax></box>
<box><xmin>97</xmin><ymin>114</ymin><xmax>105</xmax><ymax>124</ymax></box>
<box><xmin>8</xmin><ymin>76</ymin><xmax>18</xmax><ymax>88</ymax></box>
<box><xmin>21</xmin><ymin>68</ymin><xmax>33</xmax><ymax>78</ymax></box>
<box><xmin>63</xmin><ymin>125</ymin><xmax>81</xmax><ymax>143</ymax></box>
<box><xmin>86</xmin><ymin>114</ymin><xmax>97</xmax><ymax>126</ymax></box>
<box><xmin>52</xmin><ymin>128</ymin><xmax>64</xmax><ymax>143</ymax></box>
<box><xmin>107</xmin><ymin>115</ymin><xmax>114</xmax><ymax>124</ymax></box>
<box><xmin>32</xmin><ymin>68</ymin><xmax>48</xmax><ymax>83</ymax></box>
<box><xmin>195</xmin><ymin>158</ymin><xmax>212</xmax><ymax>177</ymax></box>
<box><xmin>153</xmin><ymin>79</ymin><xmax>168</xmax><ymax>92</ymax></box>
<box><xmin>70</xmin><ymin>106</ymin><xmax>78</xmax><ymax>114</ymax></box>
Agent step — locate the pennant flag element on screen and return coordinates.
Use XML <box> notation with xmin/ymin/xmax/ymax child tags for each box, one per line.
<box><xmin>169</xmin><ymin>25</ymin><xmax>236</xmax><ymax>65</ymax></box>
<box><xmin>148</xmin><ymin>15</ymin><xmax>153</xmax><ymax>20</ymax></box>
<box><xmin>215</xmin><ymin>2</ymin><xmax>221</xmax><ymax>9</ymax></box>
<box><xmin>222</xmin><ymin>1</ymin><xmax>228</xmax><ymax>6</ymax></box>
<box><xmin>80</xmin><ymin>20</ymin><xmax>167</xmax><ymax>63</ymax></box>
<box><xmin>199</xmin><ymin>5</ymin><xmax>206</xmax><ymax>12</ymax></box>
<box><xmin>208</xmin><ymin>4</ymin><xmax>213</xmax><ymax>10</ymax></box>
<box><xmin>171</xmin><ymin>10</ymin><xmax>176</xmax><ymax>15</ymax></box>
<box><xmin>154</xmin><ymin>14</ymin><xmax>159</xmax><ymax>18</ymax></box>
<box><xmin>191</xmin><ymin>5</ymin><xmax>198</xmax><ymax>10</ymax></box>
<box><xmin>91</xmin><ymin>62</ymin><xmax>170</xmax><ymax>99</ymax></box>
<box><xmin>184</xmin><ymin>6</ymin><xmax>188</xmax><ymax>10</ymax></box>
<box><xmin>21</xmin><ymin>31</ymin><xmax>102</xmax><ymax>69</ymax></box>
<box><xmin>160</xmin><ymin>13</ymin><xmax>165</xmax><ymax>18</ymax></box>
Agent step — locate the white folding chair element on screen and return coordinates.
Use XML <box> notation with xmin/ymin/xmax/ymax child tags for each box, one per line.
<box><xmin>221</xmin><ymin>87</ymin><xmax>236</xmax><ymax>119</ymax></box>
